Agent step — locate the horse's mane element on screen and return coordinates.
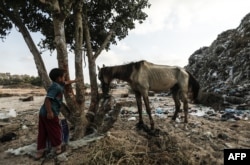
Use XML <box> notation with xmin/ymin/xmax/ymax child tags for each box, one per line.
<box><xmin>101</xmin><ymin>60</ymin><xmax>149</xmax><ymax>82</ymax></box>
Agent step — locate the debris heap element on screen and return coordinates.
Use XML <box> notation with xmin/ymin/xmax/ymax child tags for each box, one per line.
<box><xmin>186</xmin><ymin>13</ymin><xmax>250</xmax><ymax>106</ymax></box>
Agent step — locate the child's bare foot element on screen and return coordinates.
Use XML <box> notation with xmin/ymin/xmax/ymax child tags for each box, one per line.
<box><xmin>55</xmin><ymin>145</ymin><xmax>66</xmax><ymax>155</ymax></box>
<box><xmin>34</xmin><ymin>151</ymin><xmax>45</xmax><ymax>160</ymax></box>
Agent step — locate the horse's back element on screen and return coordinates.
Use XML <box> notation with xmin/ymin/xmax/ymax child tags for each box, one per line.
<box><xmin>133</xmin><ymin>62</ymin><xmax>186</xmax><ymax>92</ymax></box>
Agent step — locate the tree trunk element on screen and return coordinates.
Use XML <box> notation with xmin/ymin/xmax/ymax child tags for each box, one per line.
<box><xmin>52</xmin><ymin>12</ymin><xmax>86</xmax><ymax>139</ymax></box>
<box><xmin>72</xmin><ymin>0</ymin><xmax>88</xmax><ymax>138</ymax></box>
<box><xmin>82</xmin><ymin>8</ymin><xmax>100</xmax><ymax>120</ymax></box>
<box><xmin>0</xmin><ymin>7</ymin><xmax>51</xmax><ymax>90</ymax></box>
<box><xmin>88</xmin><ymin>58</ymin><xmax>100</xmax><ymax>115</ymax></box>
<box><xmin>94</xmin><ymin>96</ymin><xmax>122</xmax><ymax>133</ymax></box>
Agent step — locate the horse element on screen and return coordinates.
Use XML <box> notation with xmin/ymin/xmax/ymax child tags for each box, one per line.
<box><xmin>98</xmin><ymin>60</ymin><xmax>200</xmax><ymax>130</ymax></box>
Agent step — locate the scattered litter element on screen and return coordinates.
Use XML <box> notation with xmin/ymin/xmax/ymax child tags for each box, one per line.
<box><xmin>5</xmin><ymin>143</ymin><xmax>36</xmax><ymax>156</ymax></box>
<box><xmin>0</xmin><ymin>109</ymin><xmax>17</xmax><ymax>120</ymax></box>
<box><xmin>22</xmin><ymin>125</ymin><xmax>28</xmax><ymax>130</ymax></box>
<box><xmin>128</xmin><ymin>117</ymin><xmax>136</xmax><ymax>121</ymax></box>
<box><xmin>120</xmin><ymin>107</ymin><xmax>137</xmax><ymax>115</ymax></box>
<box><xmin>221</xmin><ymin>108</ymin><xmax>250</xmax><ymax>121</ymax></box>
<box><xmin>69</xmin><ymin>134</ymin><xmax>104</xmax><ymax>149</ymax></box>
<box><xmin>175</xmin><ymin>118</ymin><xmax>181</xmax><ymax>123</ymax></box>
<box><xmin>154</xmin><ymin>113</ymin><xmax>167</xmax><ymax>119</ymax></box>
<box><xmin>155</xmin><ymin>107</ymin><xmax>168</xmax><ymax>114</ymax></box>
<box><xmin>156</xmin><ymin>107</ymin><xmax>164</xmax><ymax>114</ymax></box>
<box><xmin>57</xmin><ymin>152</ymin><xmax>68</xmax><ymax>162</ymax></box>
<box><xmin>189</xmin><ymin>109</ymin><xmax>206</xmax><ymax>117</ymax></box>
<box><xmin>6</xmin><ymin>134</ymin><xmax>105</xmax><ymax>156</ymax></box>
<box><xmin>7</xmin><ymin>109</ymin><xmax>17</xmax><ymax>117</ymax></box>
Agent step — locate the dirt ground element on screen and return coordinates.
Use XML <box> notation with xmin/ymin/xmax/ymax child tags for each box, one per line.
<box><xmin>0</xmin><ymin>87</ymin><xmax>250</xmax><ymax>165</ymax></box>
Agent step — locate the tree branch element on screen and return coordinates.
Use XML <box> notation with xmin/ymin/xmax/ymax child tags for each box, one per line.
<box><xmin>82</xmin><ymin>11</ymin><xmax>94</xmax><ymax>59</ymax></box>
<box><xmin>93</xmin><ymin>29</ymin><xmax>115</xmax><ymax>60</ymax></box>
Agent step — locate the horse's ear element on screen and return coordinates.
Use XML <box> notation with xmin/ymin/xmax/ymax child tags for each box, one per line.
<box><xmin>97</xmin><ymin>66</ymin><xmax>100</xmax><ymax>71</ymax></box>
<box><xmin>102</xmin><ymin>64</ymin><xmax>105</xmax><ymax>68</ymax></box>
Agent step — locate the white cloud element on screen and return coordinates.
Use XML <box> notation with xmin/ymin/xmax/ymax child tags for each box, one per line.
<box><xmin>132</xmin><ymin>0</ymin><xmax>250</xmax><ymax>35</ymax></box>
<box><xmin>1</xmin><ymin>0</ymin><xmax>250</xmax><ymax>83</ymax></box>
<box><xmin>116</xmin><ymin>42</ymin><xmax>131</xmax><ymax>51</ymax></box>
<box><xmin>131</xmin><ymin>0</ymin><xmax>174</xmax><ymax>34</ymax></box>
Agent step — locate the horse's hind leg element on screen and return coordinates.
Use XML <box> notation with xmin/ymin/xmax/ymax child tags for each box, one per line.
<box><xmin>142</xmin><ymin>95</ymin><xmax>154</xmax><ymax>130</ymax></box>
<box><xmin>172</xmin><ymin>90</ymin><xmax>181</xmax><ymax>121</ymax></box>
<box><xmin>182</xmin><ymin>93</ymin><xmax>189</xmax><ymax>123</ymax></box>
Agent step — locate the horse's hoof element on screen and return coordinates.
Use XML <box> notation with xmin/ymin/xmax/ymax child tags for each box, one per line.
<box><xmin>171</xmin><ymin>117</ymin><xmax>176</xmax><ymax>121</ymax></box>
<box><xmin>136</xmin><ymin>123</ymin><xmax>152</xmax><ymax>133</ymax></box>
<box><xmin>155</xmin><ymin>129</ymin><xmax>160</xmax><ymax>136</ymax></box>
<box><xmin>136</xmin><ymin>122</ymin><xmax>145</xmax><ymax>130</ymax></box>
<box><xmin>150</xmin><ymin>129</ymin><xmax>160</xmax><ymax>137</ymax></box>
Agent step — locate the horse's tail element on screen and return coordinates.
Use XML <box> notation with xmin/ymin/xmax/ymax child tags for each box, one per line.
<box><xmin>186</xmin><ymin>70</ymin><xmax>200</xmax><ymax>102</ymax></box>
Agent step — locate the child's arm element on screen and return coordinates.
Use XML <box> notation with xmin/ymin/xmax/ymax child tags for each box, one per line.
<box><xmin>64</xmin><ymin>79</ymin><xmax>78</xmax><ymax>85</ymax></box>
<box><xmin>44</xmin><ymin>97</ymin><xmax>54</xmax><ymax>119</ymax></box>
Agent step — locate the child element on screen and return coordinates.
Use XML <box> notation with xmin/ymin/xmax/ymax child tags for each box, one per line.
<box><xmin>35</xmin><ymin>68</ymin><xmax>76</xmax><ymax>160</ymax></box>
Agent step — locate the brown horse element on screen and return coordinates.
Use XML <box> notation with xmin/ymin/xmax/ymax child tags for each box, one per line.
<box><xmin>98</xmin><ymin>60</ymin><xmax>200</xmax><ymax>130</ymax></box>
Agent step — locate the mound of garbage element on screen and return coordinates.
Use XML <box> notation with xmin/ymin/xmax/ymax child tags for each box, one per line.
<box><xmin>185</xmin><ymin>13</ymin><xmax>250</xmax><ymax>108</ymax></box>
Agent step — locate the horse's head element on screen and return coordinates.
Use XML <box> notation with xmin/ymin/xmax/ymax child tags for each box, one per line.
<box><xmin>98</xmin><ymin>66</ymin><xmax>111</xmax><ymax>97</ymax></box>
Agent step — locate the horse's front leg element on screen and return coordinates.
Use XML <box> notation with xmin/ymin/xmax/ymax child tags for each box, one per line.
<box><xmin>143</xmin><ymin>95</ymin><xmax>154</xmax><ymax>130</ymax></box>
<box><xmin>135</xmin><ymin>92</ymin><xmax>144</xmax><ymax>126</ymax></box>
<box><xmin>172</xmin><ymin>91</ymin><xmax>181</xmax><ymax>121</ymax></box>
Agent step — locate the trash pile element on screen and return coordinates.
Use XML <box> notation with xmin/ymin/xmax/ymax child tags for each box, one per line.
<box><xmin>117</xmin><ymin>94</ymin><xmax>250</xmax><ymax>123</ymax></box>
<box><xmin>185</xmin><ymin>13</ymin><xmax>250</xmax><ymax>106</ymax></box>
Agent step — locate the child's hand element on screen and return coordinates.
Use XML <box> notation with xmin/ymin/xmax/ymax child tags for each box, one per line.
<box><xmin>65</xmin><ymin>79</ymin><xmax>79</xmax><ymax>85</ymax></box>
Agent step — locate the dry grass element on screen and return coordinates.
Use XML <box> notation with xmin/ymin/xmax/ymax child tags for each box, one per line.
<box><xmin>77</xmin><ymin>127</ymin><xmax>192</xmax><ymax>165</ymax></box>
<box><xmin>65</xmin><ymin>112</ymin><xmax>248</xmax><ymax>165</ymax></box>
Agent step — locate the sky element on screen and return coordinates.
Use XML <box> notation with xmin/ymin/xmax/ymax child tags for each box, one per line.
<box><xmin>1</xmin><ymin>0</ymin><xmax>250</xmax><ymax>83</ymax></box>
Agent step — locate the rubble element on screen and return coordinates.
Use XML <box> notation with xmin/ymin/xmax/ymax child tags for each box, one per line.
<box><xmin>185</xmin><ymin>13</ymin><xmax>250</xmax><ymax>108</ymax></box>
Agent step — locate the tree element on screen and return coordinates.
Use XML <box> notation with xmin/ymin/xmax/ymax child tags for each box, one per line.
<box><xmin>0</xmin><ymin>0</ymin><xmax>150</xmax><ymax>139</ymax></box>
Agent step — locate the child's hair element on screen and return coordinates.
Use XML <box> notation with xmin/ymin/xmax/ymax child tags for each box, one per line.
<box><xmin>49</xmin><ymin>68</ymin><xmax>65</xmax><ymax>81</ymax></box>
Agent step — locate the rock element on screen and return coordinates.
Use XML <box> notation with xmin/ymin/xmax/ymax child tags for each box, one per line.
<box><xmin>225</xmin><ymin>96</ymin><xmax>245</xmax><ymax>104</ymax></box>
<box><xmin>19</xmin><ymin>96</ymin><xmax>34</xmax><ymax>102</ymax></box>
<box><xmin>0</xmin><ymin>123</ymin><xmax>19</xmax><ymax>137</ymax></box>
<box><xmin>236</xmin><ymin>104</ymin><xmax>250</xmax><ymax>110</ymax></box>
<box><xmin>120</xmin><ymin>93</ymin><xmax>128</xmax><ymax>98</ymax></box>
<box><xmin>0</xmin><ymin>132</ymin><xmax>17</xmax><ymax>142</ymax></box>
<box><xmin>196</xmin><ymin>92</ymin><xmax>224</xmax><ymax>110</ymax></box>
<box><xmin>217</xmin><ymin>133</ymin><xmax>229</xmax><ymax>140</ymax></box>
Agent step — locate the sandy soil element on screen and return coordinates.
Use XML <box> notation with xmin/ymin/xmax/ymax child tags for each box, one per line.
<box><xmin>0</xmin><ymin>88</ymin><xmax>250</xmax><ymax>165</ymax></box>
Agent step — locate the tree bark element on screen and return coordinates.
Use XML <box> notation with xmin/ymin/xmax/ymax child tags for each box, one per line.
<box><xmin>72</xmin><ymin>0</ymin><xmax>88</xmax><ymax>138</ymax></box>
<box><xmin>51</xmin><ymin>1</ymin><xmax>86</xmax><ymax>139</ymax></box>
<box><xmin>95</xmin><ymin>96</ymin><xmax>122</xmax><ymax>134</ymax></box>
<box><xmin>82</xmin><ymin>7</ymin><xmax>99</xmax><ymax>118</ymax></box>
